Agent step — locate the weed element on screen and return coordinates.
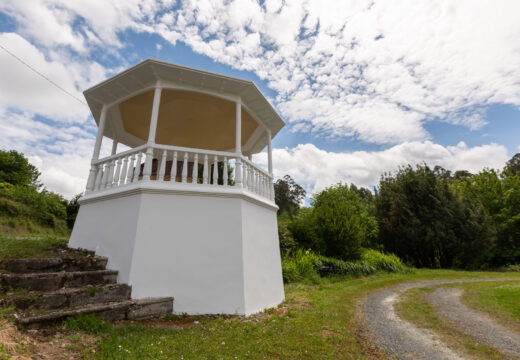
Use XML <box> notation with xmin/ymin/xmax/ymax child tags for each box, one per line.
<box><xmin>85</xmin><ymin>287</ymin><xmax>104</xmax><ymax>297</ymax></box>
<box><xmin>65</xmin><ymin>314</ymin><xmax>111</xmax><ymax>334</ymax></box>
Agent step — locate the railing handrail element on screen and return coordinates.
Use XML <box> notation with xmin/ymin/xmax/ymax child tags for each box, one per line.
<box><xmin>93</xmin><ymin>144</ymin><xmax>147</xmax><ymax>165</ymax></box>
<box><xmin>153</xmin><ymin>144</ymin><xmax>237</xmax><ymax>158</ymax></box>
<box><xmin>241</xmin><ymin>156</ymin><xmax>272</xmax><ymax>179</ymax></box>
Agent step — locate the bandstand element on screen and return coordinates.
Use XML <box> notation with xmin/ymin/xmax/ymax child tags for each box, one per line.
<box><xmin>70</xmin><ymin>59</ymin><xmax>285</xmax><ymax>315</ymax></box>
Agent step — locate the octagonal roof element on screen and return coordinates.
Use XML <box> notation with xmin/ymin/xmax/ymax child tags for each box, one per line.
<box><xmin>83</xmin><ymin>59</ymin><xmax>285</xmax><ymax>154</ymax></box>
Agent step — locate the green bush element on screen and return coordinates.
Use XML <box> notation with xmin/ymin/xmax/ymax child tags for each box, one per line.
<box><xmin>281</xmin><ymin>249</ymin><xmax>322</xmax><ymax>284</ymax></box>
<box><xmin>282</xmin><ymin>249</ymin><xmax>407</xmax><ymax>283</ymax></box>
<box><xmin>287</xmin><ymin>208</ymin><xmax>324</xmax><ymax>253</ymax></box>
<box><xmin>361</xmin><ymin>249</ymin><xmax>406</xmax><ymax>273</ymax></box>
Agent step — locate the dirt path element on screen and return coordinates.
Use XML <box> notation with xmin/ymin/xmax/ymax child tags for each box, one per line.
<box><xmin>362</xmin><ymin>279</ymin><xmax>520</xmax><ymax>360</ymax></box>
<box><xmin>427</xmin><ymin>287</ymin><xmax>520</xmax><ymax>359</ymax></box>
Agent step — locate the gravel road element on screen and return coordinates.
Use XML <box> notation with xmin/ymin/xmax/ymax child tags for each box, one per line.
<box><xmin>427</xmin><ymin>287</ymin><xmax>520</xmax><ymax>359</ymax></box>
<box><xmin>362</xmin><ymin>279</ymin><xmax>520</xmax><ymax>360</ymax></box>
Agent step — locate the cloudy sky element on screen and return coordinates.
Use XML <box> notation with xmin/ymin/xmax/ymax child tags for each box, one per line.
<box><xmin>1</xmin><ymin>0</ymin><xmax>519</xmax><ymax>199</ymax></box>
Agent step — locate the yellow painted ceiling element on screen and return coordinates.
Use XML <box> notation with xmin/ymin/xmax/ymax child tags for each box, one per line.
<box><xmin>118</xmin><ymin>89</ymin><xmax>259</xmax><ymax>151</ymax></box>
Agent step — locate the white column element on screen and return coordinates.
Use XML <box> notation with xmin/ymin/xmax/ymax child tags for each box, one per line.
<box><xmin>235</xmin><ymin>100</ymin><xmax>242</xmax><ymax>187</ymax></box>
<box><xmin>143</xmin><ymin>86</ymin><xmax>162</xmax><ymax>181</ymax></box>
<box><xmin>86</xmin><ymin>106</ymin><xmax>108</xmax><ymax>193</ymax></box>
<box><xmin>111</xmin><ymin>139</ymin><xmax>118</xmax><ymax>155</ymax></box>
<box><xmin>267</xmin><ymin>130</ymin><xmax>273</xmax><ymax>176</ymax></box>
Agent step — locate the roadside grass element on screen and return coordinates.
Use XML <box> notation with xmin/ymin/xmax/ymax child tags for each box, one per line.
<box><xmin>0</xmin><ymin>236</ymin><xmax>68</xmax><ymax>262</ymax></box>
<box><xmin>456</xmin><ymin>280</ymin><xmax>520</xmax><ymax>333</ymax></box>
<box><xmin>59</xmin><ymin>270</ymin><xmax>520</xmax><ymax>360</ymax></box>
<box><xmin>395</xmin><ymin>287</ymin><xmax>506</xmax><ymax>359</ymax></box>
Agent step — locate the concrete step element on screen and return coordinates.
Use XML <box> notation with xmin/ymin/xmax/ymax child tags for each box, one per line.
<box><xmin>0</xmin><ymin>270</ymin><xmax>118</xmax><ymax>292</ymax></box>
<box><xmin>17</xmin><ymin>297</ymin><xmax>174</xmax><ymax>329</ymax></box>
<box><xmin>2</xmin><ymin>284</ymin><xmax>132</xmax><ymax>311</ymax></box>
<box><xmin>2</xmin><ymin>256</ymin><xmax>108</xmax><ymax>273</ymax></box>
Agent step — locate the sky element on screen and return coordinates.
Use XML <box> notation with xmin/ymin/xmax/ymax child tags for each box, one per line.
<box><xmin>0</xmin><ymin>0</ymin><xmax>519</xmax><ymax>199</ymax></box>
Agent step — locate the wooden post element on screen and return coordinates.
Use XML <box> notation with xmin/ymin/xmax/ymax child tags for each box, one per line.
<box><xmin>86</xmin><ymin>106</ymin><xmax>107</xmax><ymax>193</ymax></box>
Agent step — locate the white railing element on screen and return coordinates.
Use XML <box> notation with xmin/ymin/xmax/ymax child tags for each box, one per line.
<box><xmin>86</xmin><ymin>144</ymin><xmax>274</xmax><ymax>203</ymax></box>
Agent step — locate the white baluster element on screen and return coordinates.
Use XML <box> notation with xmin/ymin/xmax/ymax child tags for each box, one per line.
<box><xmin>119</xmin><ymin>156</ymin><xmax>128</xmax><ymax>185</ymax></box>
<box><xmin>213</xmin><ymin>155</ymin><xmax>218</xmax><ymax>185</ymax></box>
<box><xmin>182</xmin><ymin>152</ymin><xmax>188</xmax><ymax>183</ymax></box>
<box><xmin>172</xmin><ymin>151</ymin><xmax>178</xmax><ymax>182</ymax></box>
<box><xmin>192</xmin><ymin>153</ymin><xmax>198</xmax><ymax>184</ymax></box>
<box><xmin>255</xmin><ymin>170</ymin><xmax>259</xmax><ymax>195</ymax></box>
<box><xmin>101</xmin><ymin>163</ymin><xmax>109</xmax><ymax>189</ymax></box>
<box><xmin>133</xmin><ymin>152</ymin><xmax>142</xmax><ymax>182</ymax></box>
<box><xmin>223</xmin><ymin>157</ymin><xmax>228</xmax><ymax>186</ymax></box>
<box><xmin>242</xmin><ymin>161</ymin><xmax>247</xmax><ymax>189</ymax></box>
<box><xmin>94</xmin><ymin>164</ymin><xmax>103</xmax><ymax>190</ymax></box>
<box><xmin>127</xmin><ymin>155</ymin><xmax>135</xmax><ymax>183</ymax></box>
<box><xmin>203</xmin><ymin>154</ymin><xmax>209</xmax><ymax>184</ymax></box>
<box><xmin>235</xmin><ymin>157</ymin><xmax>242</xmax><ymax>188</ymax></box>
<box><xmin>158</xmin><ymin>150</ymin><xmax>167</xmax><ymax>181</ymax></box>
<box><xmin>106</xmin><ymin>160</ymin><xmax>116</xmax><ymax>188</ymax></box>
<box><xmin>113</xmin><ymin>158</ymin><xmax>122</xmax><ymax>187</ymax></box>
<box><xmin>263</xmin><ymin>175</ymin><xmax>268</xmax><ymax>198</ymax></box>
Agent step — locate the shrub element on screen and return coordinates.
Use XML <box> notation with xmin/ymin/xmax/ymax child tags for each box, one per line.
<box><xmin>361</xmin><ymin>249</ymin><xmax>406</xmax><ymax>273</ymax></box>
<box><xmin>282</xmin><ymin>249</ymin><xmax>407</xmax><ymax>283</ymax></box>
<box><xmin>281</xmin><ymin>249</ymin><xmax>322</xmax><ymax>284</ymax></box>
<box><xmin>287</xmin><ymin>208</ymin><xmax>323</xmax><ymax>253</ymax></box>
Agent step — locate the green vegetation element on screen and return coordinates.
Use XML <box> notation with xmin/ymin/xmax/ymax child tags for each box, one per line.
<box><xmin>458</xmin><ymin>281</ymin><xmax>520</xmax><ymax>332</ymax></box>
<box><xmin>375</xmin><ymin>164</ymin><xmax>496</xmax><ymax>269</ymax></box>
<box><xmin>0</xmin><ymin>236</ymin><xmax>67</xmax><ymax>261</ymax></box>
<box><xmin>0</xmin><ymin>150</ymin><xmax>81</xmax><ymax>236</ymax></box>
<box><xmin>53</xmin><ymin>270</ymin><xmax>518</xmax><ymax>360</ymax></box>
<box><xmin>287</xmin><ymin>183</ymin><xmax>378</xmax><ymax>261</ymax></box>
<box><xmin>396</xmin><ymin>287</ymin><xmax>506</xmax><ymax>359</ymax></box>
<box><xmin>281</xmin><ymin>248</ymin><xmax>408</xmax><ymax>284</ymax></box>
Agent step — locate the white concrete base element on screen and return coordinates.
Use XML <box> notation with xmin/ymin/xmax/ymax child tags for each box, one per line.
<box><xmin>69</xmin><ymin>185</ymin><xmax>284</xmax><ymax>315</ymax></box>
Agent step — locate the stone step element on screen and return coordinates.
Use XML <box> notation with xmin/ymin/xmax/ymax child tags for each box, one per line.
<box><xmin>0</xmin><ymin>270</ymin><xmax>118</xmax><ymax>292</ymax></box>
<box><xmin>2</xmin><ymin>256</ymin><xmax>108</xmax><ymax>273</ymax></box>
<box><xmin>2</xmin><ymin>284</ymin><xmax>132</xmax><ymax>311</ymax></box>
<box><xmin>17</xmin><ymin>297</ymin><xmax>174</xmax><ymax>329</ymax></box>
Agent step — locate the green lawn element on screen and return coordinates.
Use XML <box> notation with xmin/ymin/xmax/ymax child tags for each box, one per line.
<box><xmin>1</xmin><ymin>237</ymin><xmax>519</xmax><ymax>359</ymax></box>
<box><xmin>458</xmin><ymin>280</ymin><xmax>520</xmax><ymax>333</ymax></box>
<box><xmin>68</xmin><ymin>270</ymin><xmax>520</xmax><ymax>360</ymax></box>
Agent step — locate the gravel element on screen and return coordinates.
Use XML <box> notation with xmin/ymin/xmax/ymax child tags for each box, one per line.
<box><xmin>427</xmin><ymin>287</ymin><xmax>520</xmax><ymax>359</ymax></box>
<box><xmin>362</xmin><ymin>279</ymin><xmax>520</xmax><ymax>360</ymax></box>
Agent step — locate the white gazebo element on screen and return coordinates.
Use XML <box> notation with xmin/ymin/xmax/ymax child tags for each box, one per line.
<box><xmin>70</xmin><ymin>59</ymin><xmax>285</xmax><ymax>315</ymax></box>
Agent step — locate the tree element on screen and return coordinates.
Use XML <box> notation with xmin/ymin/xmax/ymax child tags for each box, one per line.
<box><xmin>0</xmin><ymin>150</ymin><xmax>41</xmax><ymax>188</ymax></box>
<box><xmin>505</xmin><ymin>153</ymin><xmax>520</xmax><ymax>175</ymax></box>
<box><xmin>311</xmin><ymin>183</ymin><xmax>378</xmax><ymax>260</ymax></box>
<box><xmin>66</xmin><ymin>193</ymin><xmax>82</xmax><ymax>229</ymax></box>
<box><xmin>375</xmin><ymin>165</ymin><xmax>495</xmax><ymax>268</ymax></box>
<box><xmin>274</xmin><ymin>175</ymin><xmax>306</xmax><ymax>217</ymax></box>
<box><xmin>453</xmin><ymin>168</ymin><xmax>520</xmax><ymax>266</ymax></box>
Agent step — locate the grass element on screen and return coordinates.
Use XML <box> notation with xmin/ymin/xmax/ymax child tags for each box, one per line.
<box><xmin>55</xmin><ymin>270</ymin><xmax>518</xmax><ymax>360</ymax></box>
<box><xmin>395</xmin><ymin>287</ymin><xmax>506</xmax><ymax>359</ymax></box>
<box><xmin>0</xmin><ymin>236</ymin><xmax>67</xmax><ymax>262</ymax></box>
<box><xmin>457</xmin><ymin>280</ymin><xmax>520</xmax><ymax>333</ymax></box>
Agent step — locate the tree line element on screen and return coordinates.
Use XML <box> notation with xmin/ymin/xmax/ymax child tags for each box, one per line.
<box><xmin>275</xmin><ymin>153</ymin><xmax>520</xmax><ymax>269</ymax></box>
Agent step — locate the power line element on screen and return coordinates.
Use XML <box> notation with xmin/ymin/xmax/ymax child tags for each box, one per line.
<box><xmin>0</xmin><ymin>43</ymin><xmax>88</xmax><ymax>106</ymax></box>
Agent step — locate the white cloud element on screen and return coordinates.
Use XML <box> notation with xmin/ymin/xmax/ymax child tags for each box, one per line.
<box><xmin>154</xmin><ymin>0</ymin><xmax>520</xmax><ymax>143</ymax></box>
<box><xmin>255</xmin><ymin>141</ymin><xmax>509</xmax><ymax>195</ymax></box>
<box><xmin>0</xmin><ymin>33</ymin><xmax>109</xmax><ymax>123</ymax></box>
<box><xmin>3</xmin><ymin>1</ymin><xmax>520</xmax><ymax>145</ymax></box>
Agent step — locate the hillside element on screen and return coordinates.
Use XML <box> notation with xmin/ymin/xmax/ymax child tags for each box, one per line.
<box><xmin>0</xmin><ymin>150</ymin><xmax>78</xmax><ymax>237</ymax></box>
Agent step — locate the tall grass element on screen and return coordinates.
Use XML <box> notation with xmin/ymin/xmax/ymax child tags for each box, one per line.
<box><xmin>282</xmin><ymin>248</ymin><xmax>409</xmax><ymax>283</ymax></box>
